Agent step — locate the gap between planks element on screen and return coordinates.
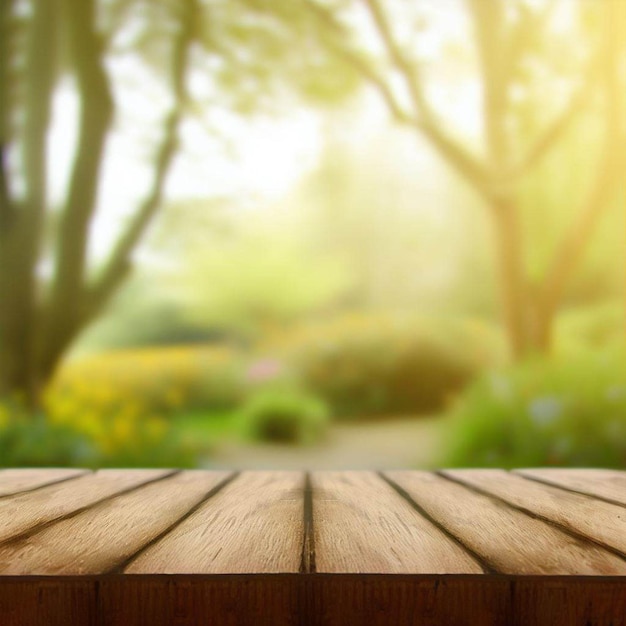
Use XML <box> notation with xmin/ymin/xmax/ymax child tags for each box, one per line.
<box><xmin>438</xmin><ymin>470</ymin><xmax>626</xmax><ymax>561</ymax></box>
<box><xmin>0</xmin><ymin>468</ymin><xmax>90</xmax><ymax>499</ymax></box>
<box><xmin>384</xmin><ymin>470</ymin><xmax>626</xmax><ymax>575</ymax></box>
<box><xmin>0</xmin><ymin>469</ymin><xmax>624</xmax><ymax>576</ymax></box>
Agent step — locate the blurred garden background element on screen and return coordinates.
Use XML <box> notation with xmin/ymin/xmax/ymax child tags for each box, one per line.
<box><xmin>1</xmin><ymin>0</ymin><xmax>625</xmax><ymax>469</ymax></box>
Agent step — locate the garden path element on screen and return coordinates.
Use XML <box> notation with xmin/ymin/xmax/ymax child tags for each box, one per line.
<box><xmin>201</xmin><ymin>416</ymin><xmax>442</xmax><ymax>470</ymax></box>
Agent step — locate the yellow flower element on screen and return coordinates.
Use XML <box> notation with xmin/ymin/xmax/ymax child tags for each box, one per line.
<box><xmin>112</xmin><ymin>415</ymin><xmax>132</xmax><ymax>442</ymax></box>
<box><xmin>0</xmin><ymin>404</ymin><xmax>9</xmax><ymax>428</ymax></box>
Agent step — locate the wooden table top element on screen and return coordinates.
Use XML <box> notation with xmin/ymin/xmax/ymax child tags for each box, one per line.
<box><xmin>0</xmin><ymin>467</ymin><xmax>624</xmax><ymax>576</ymax></box>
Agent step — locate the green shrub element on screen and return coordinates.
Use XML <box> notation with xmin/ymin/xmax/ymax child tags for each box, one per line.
<box><xmin>0</xmin><ymin>414</ymin><xmax>96</xmax><ymax>467</ymax></box>
<box><xmin>278</xmin><ymin>314</ymin><xmax>496</xmax><ymax>419</ymax></box>
<box><xmin>238</xmin><ymin>389</ymin><xmax>329</xmax><ymax>444</ymax></box>
<box><xmin>441</xmin><ymin>349</ymin><xmax>626</xmax><ymax>468</ymax></box>
<box><xmin>555</xmin><ymin>303</ymin><xmax>623</xmax><ymax>354</ymax></box>
<box><xmin>49</xmin><ymin>345</ymin><xmax>246</xmax><ymax>420</ymax></box>
<box><xmin>0</xmin><ymin>400</ymin><xmax>198</xmax><ymax>468</ymax></box>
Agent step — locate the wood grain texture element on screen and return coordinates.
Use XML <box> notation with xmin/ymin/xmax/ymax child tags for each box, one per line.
<box><xmin>385</xmin><ymin>471</ymin><xmax>626</xmax><ymax>575</ymax></box>
<box><xmin>0</xmin><ymin>470</ymin><xmax>231</xmax><ymax>575</ymax></box>
<box><xmin>0</xmin><ymin>469</ymin><xmax>625</xmax><ymax>625</ymax></box>
<box><xmin>511</xmin><ymin>577</ymin><xmax>626</xmax><ymax>626</ymax></box>
<box><xmin>0</xmin><ymin>468</ymin><xmax>87</xmax><ymax>497</ymax></box>
<box><xmin>0</xmin><ymin>578</ymin><xmax>96</xmax><ymax>626</ymax></box>
<box><xmin>443</xmin><ymin>469</ymin><xmax>626</xmax><ymax>555</ymax></box>
<box><xmin>0</xmin><ymin>469</ymin><xmax>171</xmax><ymax>544</ymax></box>
<box><xmin>312</xmin><ymin>471</ymin><xmax>484</xmax><ymax>574</ymax></box>
<box><xmin>516</xmin><ymin>469</ymin><xmax>626</xmax><ymax>506</ymax></box>
<box><xmin>307</xmin><ymin>575</ymin><xmax>511</xmax><ymax>626</ymax></box>
<box><xmin>2</xmin><ymin>575</ymin><xmax>625</xmax><ymax>626</ymax></box>
<box><xmin>99</xmin><ymin>575</ymin><xmax>302</xmax><ymax>626</ymax></box>
<box><xmin>125</xmin><ymin>471</ymin><xmax>304</xmax><ymax>574</ymax></box>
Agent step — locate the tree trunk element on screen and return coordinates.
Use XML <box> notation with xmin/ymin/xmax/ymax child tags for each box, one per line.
<box><xmin>0</xmin><ymin>0</ymin><xmax>58</xmax><ymax>409</ymax></box>
<box><xmin>490</xmin><ymin>195</ymin><xmax>530</xmax><ymax>360</ymax></box>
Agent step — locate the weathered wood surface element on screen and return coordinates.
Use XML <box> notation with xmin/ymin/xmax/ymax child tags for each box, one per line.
<box><xmin>0</xmin><ymin>468</ymin><xmax>87</xmax><ymax>497</ymax></box>
<box><xmin>516</xmin><ymin>468</ymin><xmax>626</xmax><ymax>506</ymax></box>
<box><xmin>126</xmin><ymin>471</ymin><xmax>304</xmax><ymax>574</ymax></box>
<box><xmin>0</xmin><ymin>468</ymin><xmax>624</xmax><ymax>625</ymax></box>
<box><xmin>312</xmin><ymin>471</ymin><xmax>484</xmax><ymax>573</ymax></box>
<box><xmin>384</xmin><ymin>470</ymin><xmax>626</xmax><ymax>574</ymax></box>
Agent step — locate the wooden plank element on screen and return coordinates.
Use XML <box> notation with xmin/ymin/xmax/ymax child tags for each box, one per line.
<box><xmin>0</xmin><ymin>575</ymin><xmax>624</xmax><ymax>626</ymax></box>
<box><xmin>443</xmin><ymin>469</ymin><xmax>626</xmax><ymax>556</ymax></box>
<box><xmin>512</xmin><ymin>577</ymin><xmax>626</xmax><ymax>626</ymax></box>
<box><xmin>0</xmin><ymin>470</ymin><xmax>231</xmax><ymax>575</ymax></box>
<box><xmin>385</xmin><ymin>471</ymin><xmax>626</xmax><ymax>575</ymax></box>
<box><xmin>0</xmin><ymin>469</ymin><xmax>171</xmax><ymax>543</ymax></box>
<box><xmin>125</xmin><ymin>471</ymin><xmax>304</xmax><ymax>574</ymax></box>
<box><xmin>0</xmin><ymin>468</ymin><xmax>87</xmax><ymax>497</ymax></box>
<box><xmin>516</xmin><ymin>469</ymin><xmax>626</xmax><ymax>506</ymax></box>
<box><xmin>312</xmin><ymin>471</ymin><xmax>484</xmax><ymax>574</ymax></box>
<box><xmin>0</xmin><ymin>578</ymin><xmax>96</xmax><ymax>626</ymax></box>
<box><xmin>307</xmin><ymin>575</ymin><xmax>511</xmax><ymax>626</ymax></box>
<box><xmin>99</xmin><ymin>575</ymin><xmax>301</xmax><ymax>626</ymax></box>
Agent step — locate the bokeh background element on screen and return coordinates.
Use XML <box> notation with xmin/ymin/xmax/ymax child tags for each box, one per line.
<box><xmin>1</xmin><ymin>0</ymin><xmax>625</xmax><ymax>469</ymax></box>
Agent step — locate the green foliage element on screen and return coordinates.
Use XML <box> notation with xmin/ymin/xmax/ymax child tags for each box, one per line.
<box><xmin>555</xmin><ymin>303</ymin><xmax>624</xmax><ymax>355</ymax></box>
<box><xmin>279</xmin><ymin>314</ymin><xmax>496</xmax><ymax>419</ymax></box>
<box><xmin>238</xmin><ymin>388</ymin><xmax>329</xmax><ymax>444</ymax></box>
<box><xmin>0</xmin><ymin>412</ymin><xmax>96</xmax><ymax>468</ymax></box>
<box><xmin>75</xmin><ymin>276</ymin><xmax>229</xmax><ymax>353</ymax></box>
<box><xmin>0</xmin><ymin>400</ymin><xmax>197</xmax><ymax>468</ymax></box>
<box><xmin>103</xmin><ymin>0</ymin><xmax>359</xmax><ymax>114</ymax></box>
<box><xmin>442</xmin><ymin>350</ymin><xmax>626</xmax><ymax>468</ymax></box>
<box><xmin>178</xmin><ymin>217</ymin><xmax>353</xmax><ymax>337</ymax></box>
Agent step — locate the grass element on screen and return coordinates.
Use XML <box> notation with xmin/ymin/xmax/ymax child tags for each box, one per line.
<box><xmin>172</xmin><ymin>410</ymin><xmax>239</xmax><ymax>453</ymax></box>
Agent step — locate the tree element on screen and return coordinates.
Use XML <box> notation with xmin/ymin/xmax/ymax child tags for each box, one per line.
<box><xmin>0</xmin><ymin>0</ymin><xmax>356</xmax><ymax>406</ymax></box>
<box><xmin>297</xmin><ymin>0</ymin><xmax>626</xmax><ymax>358</ymax></box>
<box><xmin>0</xmin><ymin>0</ymin><xmax>197</xmax><ymax>406</ymax></box>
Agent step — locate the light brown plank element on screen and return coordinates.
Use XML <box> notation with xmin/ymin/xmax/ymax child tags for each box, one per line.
<box><xmin>385</xmin><ymin>471</ymin><xmax>626</xmax><ymax>575</ymax></box>
<box><xmin>312</xmin><ymin>471</ymin><xmax>484</xmax><ymax>574</ymax></box>
<box><xmin>0</xmin><ymin>468</ymin><xmax>87</xmax><ymax>497</ymax></box>
<box><xmin>0</xmin><ymin>469</ymin><xmax>171</xmax><ymax>543</ymax></box>
<box><xmin>0</xmin><ymin>470</ymin><xmax>231</xmax><ymax>575</ymax></box>
<box><xmin>443</xmin><ymin>469</ymin><xmax>626</xmax><ymax>556</ymax></box>
<box><xmin>125</xmin><ymin>471</ymin><xmax>304</xmax><ymax>574</ymax></box>
<box><xmin>516</xmin><ymin>468</ymin><xmax>626</xmax><ymax>506</ymax></box>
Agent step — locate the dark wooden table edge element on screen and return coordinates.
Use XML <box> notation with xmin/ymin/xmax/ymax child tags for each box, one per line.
<box><xmin>1</xmin><ymin>574</ymin><xmax>626</xmax><ymax>626</ymax></box>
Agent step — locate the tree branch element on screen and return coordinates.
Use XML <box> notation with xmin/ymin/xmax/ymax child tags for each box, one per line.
<box><xmin>301</xmin><ymin>0</ymin><xmax>411</xmax><ymax>123</ymax></box>
<box><xmin>365</xmin><ymin>0</ymin><xmax>488</xmax><ymax>191</ymax></box>
<box><xmin>536</xmin><ymin>0</ymin><xmax>623</xmax><ymax>319</ymax></box>
<box><xmin>513</xmin><ymin>86</ymin><xmax>587</xmax><ymax>177</ymax></box>
<box><xmin>20</xmin><ymin>0</ymin><xmax>57</xmax><ymax>245</ymax></box>
<box><xmin>87</xmin><ymin>0</ymin><xmax>197</xmax><ymax>315</ymax></box>
<box><xmin>329</xmin><ymin>42</ymin><xmax>412</xmax><ymax>124</ymax></box>
<box><xmin>465</xmin><ymin>0</ymin><xmax>511</xmax><ymax>171</ymax></box>
<box><xmin>49</xmin><ymin>0</ymin><xmax>114</xmax><ymax>310</ymax></box>
<box><xmin>513</xmin><ymin>49</ymin><xmax>603</xmax><ymax>178</ymax></box>
<box><xmin>0</xmin><ymin>0</ymin><xmax>17</xmax><ymax>230</ymax></box>
<box><xmin>0</xmin><ymin>146</ymin><xmax>12</xmax><ymax>230</ymax></box>
<box><xmin>305</xmin><ymin>0</ymin><xmax>489</xmax><ymax>193</ymax></box>
<box><xmin>361</xmin><ymin>0</ymin><xmax>430</xmax><ymax>112</ymax></box>
<box><xmin>40</xmin><ymin>0</ymin><xmax>114</xmax><ymax>373</ymax></box>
